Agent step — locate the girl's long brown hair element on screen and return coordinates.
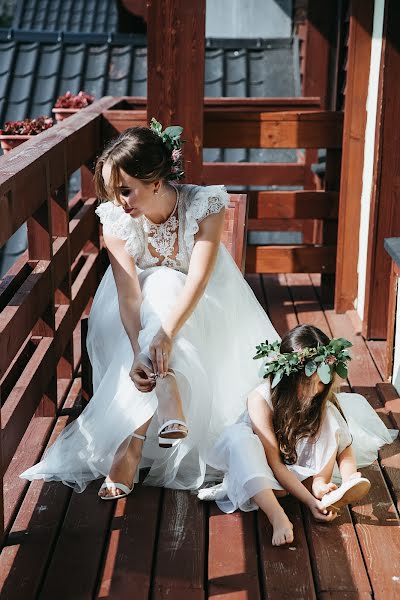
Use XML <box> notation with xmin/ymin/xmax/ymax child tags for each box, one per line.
<box><xmin>271</xmin><ymin>324</ymin><xmax>345</xmax><ymax>464</ymax></box>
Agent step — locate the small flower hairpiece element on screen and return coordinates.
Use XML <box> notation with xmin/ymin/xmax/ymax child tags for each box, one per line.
<box><xmin>253</xmin><ymin>338</ymin><xmax>352</xmax><ymax>388</ymax></box>
<box><xmin>150</xmin><ymin>117</ymin><xmax>185</xmax><ymax>181</ymax></box>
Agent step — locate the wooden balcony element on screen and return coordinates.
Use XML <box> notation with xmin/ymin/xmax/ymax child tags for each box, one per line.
<box><xmin>0</xmin><ymin>98</ymin><xmax>399</xmax><ymax>598</ymax></box>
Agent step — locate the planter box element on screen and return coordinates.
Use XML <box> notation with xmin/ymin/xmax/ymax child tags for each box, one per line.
<box><xmin>52</xmin><ymin>108</ymin><xmax>79</xmax><ymax>122</ymax></box>
<box><xmin>0</xmin><ymin>135</ymin><xmax>32</xmax><ymax>153</ymax></box>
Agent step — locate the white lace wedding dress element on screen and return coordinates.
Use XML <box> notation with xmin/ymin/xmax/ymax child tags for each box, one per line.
<box><xmin>20</xmin><ymin>184</ymin><xmax>280</xmax><ymax>492</ymax></box>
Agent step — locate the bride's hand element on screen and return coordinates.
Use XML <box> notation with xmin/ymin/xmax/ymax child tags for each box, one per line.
<box><xmin>149</xmin><ymin>328</ymin><xmax>173</xmax><ymax>377</ymax></box>
<box><xmin>130</xmin><ymin>355</ymin><xmax>156</xmax><ymax>392</ymax></box>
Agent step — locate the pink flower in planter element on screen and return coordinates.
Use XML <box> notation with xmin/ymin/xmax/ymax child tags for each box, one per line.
<box><xmin>54</xmin><ymin>91</ymin><xmax>95</xmax><ymax>109</ymax></box>
<box><xmin>0</xmin><ymin>116</ymin><xmax>54</xmax><ymax>135</ymax></box>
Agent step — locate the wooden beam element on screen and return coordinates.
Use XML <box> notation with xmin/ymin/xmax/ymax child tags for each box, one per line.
<box><xmin>204</xmin><ymin>111</ymin><xmax>343</xmax><ymax>149</ymax></box>
<box><xmin>147</xmin><ymin>0</ymin><xmax>205</xmax><ymax>183</ymax></box>
<box><xmin>303</xmin><ymin>0</ymin><xmax>338</xmax><ymax>108</ymax></box>
<box><xmin>335</xmin><ymin>0</ymin><xmax>374</xmax><ymax>313</ymax></box>
<box><xmin>202</xmin><ymin>163</ymin><xmax>306</xmax><ymax>186</ymax></box>
<box><xmin>363</xmin><ymin>0</ymin><xmax>400</xmax><ymax>338</ymax></box>
<box><xmin>249</xmin><ymin>191</ymin><xmax>339</xmax><ymax>219</ymax></box>
<box><xmin>246</xmin><ymin>245</ymin><xmax>336</xmax><ymax>274</ymax></box>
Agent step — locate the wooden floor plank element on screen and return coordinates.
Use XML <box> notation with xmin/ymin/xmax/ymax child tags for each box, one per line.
<box><xmin>366</xmin><ymin>340</ymin><xmax>387</xmax><ymax>380</ymax></box>
<box><xmin>245</xmin><ymin>274</ymin><xmax>268</xmax><ymax>312</ymax></box>
<box><xmin>0</xmin><ymin>378</ymin><xmax>82</xmax><ymax>600</ymax></box>
<box><xmin>257</xmin><ymin>496</ymin><xmax>316</xmax><ymax>599</ymax></box>
<box><xmin>285</xmin><ymin>273</ymin><xmax>332</xmax><ymax>336</ymax></box>
<box><xmin>3</xmin><ymin>417</ymin><xmax>53</xmax><ymax>532</ymax></box>
<box><xmin>96</xmin><ymin>486</ymin><xmax>162</xmax><ymax>600</ymax></box>
<box><xmin>303</xmin><ymin>506</ymin><xmax>371</xmax><ymax>596</ymax></box>
<box><xmin>352</xmin><ymin>463</ymin><xmax>400</xmax><ymax>599</ymax></box>
<box><xmin>208</xmin><ymin>504</ymin><xmax>260</xmax><ymax>600</ymax></box>
<box><xmin>38</xmin><ymin>481</ymin><xmax>114</xmax><ymax>600</ymax></box>
<box><xmin>319</xmin><ymin>593</ymin><xmax>372</xmax><ymax>599</ymax></box>
<box><xmin>319</xmin><ymin>309</ymin><xmax>381</xmax><ymax>389</ymax></box>
<box><xmin>261</xmin><ymin>274</ymin><xmax>298</xmax><ymax>337</ymax></box>
<box><xmin>152</xmin><ymin>489</ymin><xmax>206</xmax><ymax>600</ymax></box>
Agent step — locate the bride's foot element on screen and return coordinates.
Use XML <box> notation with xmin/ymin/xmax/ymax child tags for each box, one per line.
<box><xmin>156</xmin><ymin>372</ymin><xmax>188</xmax><ymax>446</ymax></box>
<box><xmin>98</xmin><ymin>433</ymin><xmax>144</xmax><ymax>499</ymax></box>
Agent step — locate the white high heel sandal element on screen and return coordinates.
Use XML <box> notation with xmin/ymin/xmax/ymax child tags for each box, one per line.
<box><xmin>156</xmin><ymin>370</ymin><xmax>188</xmax><ymax>448</ymax></box>
<box><xmin>158</xmin><ymin>419</ymin><xmax>188</xmax><ymax>448</ymax></box>
<box><xmin>98</xmin><ymin>432</ymin><xmax>146</xmax><ymax>501</ymax></box>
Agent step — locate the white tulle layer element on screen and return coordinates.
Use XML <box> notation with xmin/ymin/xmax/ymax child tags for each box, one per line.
<box><xmin>20</xmin><ymin>245</ymin><xmax>279</xmax><ymax>492</ymax></box>
<box><xmin>205</xmin><ymin>393</ymin><xmax>398</xmax><ymax>513</ymax></box>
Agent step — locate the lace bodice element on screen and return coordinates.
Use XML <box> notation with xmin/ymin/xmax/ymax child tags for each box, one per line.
<box><xmin>95</xmin><ymin>184</ymin><xmax>230</xmax><ymax>274</ymax></box>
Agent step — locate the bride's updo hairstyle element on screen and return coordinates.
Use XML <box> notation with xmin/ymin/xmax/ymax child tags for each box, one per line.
<box><xmin>271</xmin><ymin>324</ymin><xmax>346</xmax><ymax>465</ymax></box>
<box><xmin>94</xmin><ymin>127</ymin><xmax>174</xmax><ymax>205</ymax></box>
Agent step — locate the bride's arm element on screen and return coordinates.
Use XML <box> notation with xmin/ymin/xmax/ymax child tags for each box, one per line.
<box><xmin>151</xmin><ymin>209</ymin><xmax>225</xmax><ymax>375</ymax></box>
<box><xmin>103</xmin><ymin>233</ymin><xmax>143</xmax><ymax>356</ymax></box>
<box><xmin>163</xmin><ymin>208</ymin><xmax>225</xmax><ymax>337</ymax></box>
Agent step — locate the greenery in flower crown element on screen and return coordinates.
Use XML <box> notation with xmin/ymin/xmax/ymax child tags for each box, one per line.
<box><xmin>150</xmin><ymin>117</ymin><xmax>185</xmax><ymax>181</ymax></box>
<box><xmin>253</xmin><ymin>338</ymin><xmax>352</xmax><ymax>388</ymax></box>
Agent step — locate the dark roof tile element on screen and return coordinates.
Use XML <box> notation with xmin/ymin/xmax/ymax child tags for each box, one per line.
<box><xmin>14</xmin><ymin>0</ymin><xmax>118</xmax><ymax>32</ymax></box>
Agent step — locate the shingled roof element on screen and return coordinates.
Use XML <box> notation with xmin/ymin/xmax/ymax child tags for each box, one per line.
<box><xmin>0</xmin><ymin>32</ymin><xmax>300</xmax><ymax>124</ymax></box>
<box><xmin>13</xmin><ymin>0</ymin><xmax>118</xmax><ymax>31</ymax></box>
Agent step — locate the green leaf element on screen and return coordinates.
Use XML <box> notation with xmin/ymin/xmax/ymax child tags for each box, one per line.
<box><xmin>164</xmin><ymin>125</ymin><xmax>183</xmax><ymax>138</ymax></box>
<box><xmin>335</xmin><ymin>361</ymin><xmax>348</xmax><ymax>379</ymax></box>
<box><xmin>150</xmin><ymin>118</ymin><xmax>162</xmax><ymax>133</ymax></box>
<box><xmin>271</xmin><ymin>369</ymin><xmax>284</xmax><ymax>388</ymax></box>
<box><xmin>317</xmin><ymin>362</ymin><xmax>332</xmax><ymax>384</ymax></box>
<box><xmin>305</xmin><ymin>360</ymin><xmax>317</xmax><ymax>377</ymax></box>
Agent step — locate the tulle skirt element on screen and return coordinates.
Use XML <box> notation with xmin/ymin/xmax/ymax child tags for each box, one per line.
<box><xmin>205</xmin><ymin>392</ymin><xmax>398</xmax><ymax>513</ymax></box>
<box><xmin>20</xmin><ymin>245</ymin><xmax>279</xmax><ymax>492</ymax></box>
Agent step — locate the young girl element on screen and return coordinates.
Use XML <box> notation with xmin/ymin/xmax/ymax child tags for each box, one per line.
<box><xmin>199</xmin><ymin>324</ymin><xmax>397</xmax><ymax>546</ymax></box>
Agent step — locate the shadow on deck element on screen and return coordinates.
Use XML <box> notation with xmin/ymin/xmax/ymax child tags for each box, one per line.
<box><xmin>1</xmin><ymin>273</ymin><xmax>400</xmax><ymax>600</ymax></box>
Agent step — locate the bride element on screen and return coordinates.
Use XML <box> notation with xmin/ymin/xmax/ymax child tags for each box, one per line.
<box><xmin>20</xmin><ymin>119</ymin><xmax>279</xmax><ymax>499</ymax></box>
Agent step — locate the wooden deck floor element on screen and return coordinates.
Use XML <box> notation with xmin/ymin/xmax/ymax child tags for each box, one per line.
<box><xmin>1</xmin><ymin>274</ymin><xmax>400</xmax><ymax>600</ymax></box>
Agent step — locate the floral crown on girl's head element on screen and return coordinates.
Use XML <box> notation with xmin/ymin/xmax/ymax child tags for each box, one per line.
<box><xmin>150</xmin><ymin>117</ymin><xmax>185</xmax><ymax>181</ymax></box>
<box><xmin>253</xmin><ymin>338</ymin><xmax>352</xmax><ymax>388</ymax></box>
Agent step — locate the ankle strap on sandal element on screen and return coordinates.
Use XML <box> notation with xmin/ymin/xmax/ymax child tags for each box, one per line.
<box><xmin>132</xmin><ymin>432</ymin><xmax>146</xmax><ymax>441</ymax></box>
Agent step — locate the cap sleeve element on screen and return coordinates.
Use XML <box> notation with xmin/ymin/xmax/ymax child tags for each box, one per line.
<box><xmin>255</xmin><ymin>380</ymin><xmax>273</xmax><ymax>409</ymax></box>
<box><xmin>183</xmin><ymin>185</ymin><xmax>230</xmax><ymax>254</ymax></box>
<box><xmin>95</xmin><ymin>201</ymin><xmax>134</xmax><ymax>240</ymax></box>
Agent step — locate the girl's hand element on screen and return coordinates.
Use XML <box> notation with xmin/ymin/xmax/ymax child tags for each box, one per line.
<box><xmin>308</xmin><ymin>498</ymin><xmax>338</xmax><ymax>522</ymax></box>
<box><xmin>130</xmin><ymin>354</ymin><xmax>156</xmax><ymax>392</ymax></box>
<box><xmin>312</xmin><ymin>479</ymin><xmax>338</xmax><ymax>500</ymax></box>
<box><xmin>149</xmin><ymin>328</ymin><xmax>173</xmax><ymax>377</ymax></box>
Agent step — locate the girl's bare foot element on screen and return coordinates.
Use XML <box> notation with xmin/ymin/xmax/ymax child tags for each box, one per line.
<box><xmin>271</xmin><ymin>511</ymin><xmax>294</xmax><ymax>546</ymax></box>
<box><xmin>98</xmin><ymin>436</ymin><xmax>143</xmax><ymax>499</ymax></box>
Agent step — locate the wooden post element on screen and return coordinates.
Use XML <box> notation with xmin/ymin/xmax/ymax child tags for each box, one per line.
<box><xmin>147</xmin><ymin>0</ymin><xmax>206</xmax><ymax>184</ymax></box>
<box><xmin>386</xmin><ymin>261</ymin><xmax>398</xmax><ymax>380</ymax></box>
<box><xmin>302</xmin><ymin>0</ymin><xmax>338</xmax><ymax>189</ymax></box>
<box><xmin>335</xmin><ymin>0</ymin><xmax>374</xmax><ymax>313</ymax></box>
<box><xmin>52</xmin><ymin>182</ymin><xmax>74</xmax><ymax>384</ymax></box>
<box><xmin>27</xmin><ymin>165</ymin><xmax>57</xmax><ymax>417</ymax></box>
<box><xmin>363</xmin><ymin>0</ymin><xmax>400</xmax><ymax>338</ymax></box>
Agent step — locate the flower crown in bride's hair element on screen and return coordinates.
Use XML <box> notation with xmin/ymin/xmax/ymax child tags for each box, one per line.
<box><xmin>253</xmin><ymin>338</ymin><xmax>352</xmax><ymax>388</ymax></box>
<box><xmin>150</xmin><ymin>117</ymin><xmax>185</xmax><ymax>181</ymax></box>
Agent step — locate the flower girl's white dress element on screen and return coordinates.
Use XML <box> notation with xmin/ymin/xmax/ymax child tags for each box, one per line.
<box><xmin>20</xmin><ymin>184</ymin><xmax>280</xmax><ymax>492</ymax></box>
<box><xmin>203</xmin><ymin>381</ymin><xmax>397</xmax><ymax>513</ymax></box>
